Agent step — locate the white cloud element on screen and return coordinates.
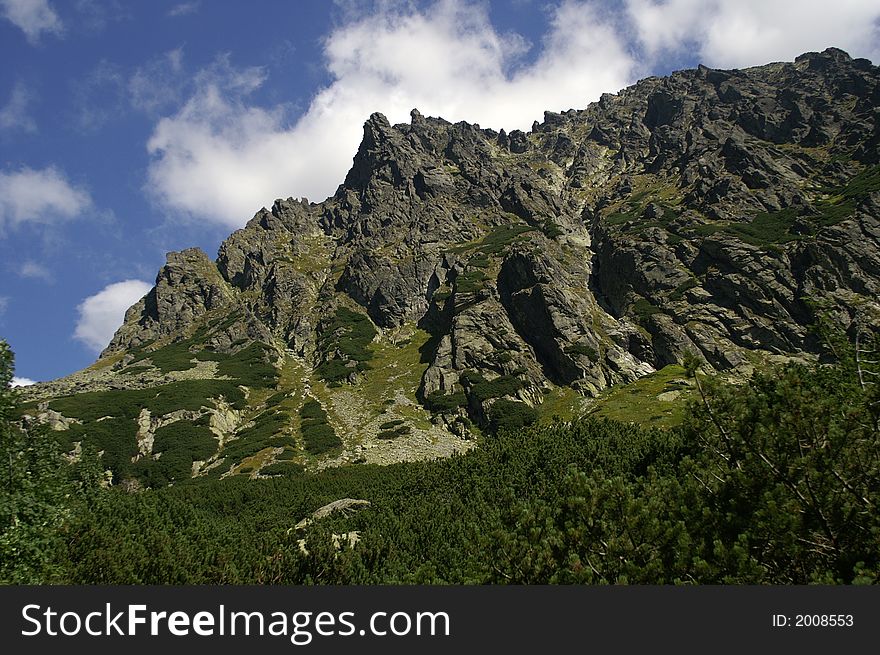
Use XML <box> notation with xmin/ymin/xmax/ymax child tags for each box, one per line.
<box><xmin>19</xmin><ymin>260</ymin><xmax>52</xmax><ymax>280</ymax></box>
<box><xmin>626</xmin><ymin>0</ymin><xmax>880</xmax><ymax>69</ymax></box>
<box><xmin>0</xmin><ymin>296</ymin><xmax>8</xmax><ymax>315</ymax></box>
<box><xmin>0</xmin><ymin>81</ymin><xmax>37</xmax><ymax>133</ymax></box>
<box><xmin>143</xmin><ymin>0</ymin><xmax>880</xmax><ymax>229</ymax></box>
<box><xmin>0</xmin><ymin>166</ymin><xmax>92</xmax><ymax>229</ymax></box>
<box><xmin>0</xmin><ymin>0</ymin><xmax>62</xmax><ymax>43</ymax></box>
<box><xmin>74</xmin><ymin>279</ymin><xmax>151</xmax><ymax>353</ymax></box>
<box><xmin>11</xmin><ymin>376</ymin><xmax>36</xmax><ymax>387</ymax></box>
<box><xmin>168</xmin><ymin>1</ymin><xmax>199</xmax><ymax>17</ymax></box>
<box><xmin>145</xmin><ymin>0</ymin><xmax>637</xmax><ymax>227</ymax></box>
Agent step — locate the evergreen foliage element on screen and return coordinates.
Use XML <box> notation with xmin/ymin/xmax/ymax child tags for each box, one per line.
<box><xmin>487</xmin><ymin>399</ymin><xmax>539</xmax><ymax>433</ymax></box>
<box><xmin>5</xmin><ymin>334</ymin><xmax>877</xmax><ymax>585</ymax></box>
<box><xmin>316</xmin><ymin>308</ymin><xmax>377</xmax><ymax>384</ymax></box>
<box><xmin>42</xmin><ymin>341</ymin><xmax>278</xmax><ymax>485</ymax></box>
<box><xmin>461</xmin><ymin>371</ymin><xmax>523</xmax><ymax>402</ymax></box>
<box><xmin>377</xmin><ymin>425</ymin><xmax>411</xmax><ymax>440</ymax></box>
<box><xmin>299</xmin><ymin>400</ymin><xmax>341</xmax><ymax>454</ymax></box>
<box><xmin>454</xmin><ymin>269</ymin><xmax>489</xmax><ymax>294</ymax></box>
<box><xmin>0</xmin><ymin>341</ymin><xmax>101</xmax><ymax>583</ymax></box>
<box><xmin>423</xmin><ymin>390</ymin><xmax>468</xmax><ymax>413</ymax></box>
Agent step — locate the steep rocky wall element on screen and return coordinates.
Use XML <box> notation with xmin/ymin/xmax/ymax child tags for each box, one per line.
<box><xmin>100</xmin><ymin>48</ymin><xmax>880</xmax><ymax>411</ymax></box>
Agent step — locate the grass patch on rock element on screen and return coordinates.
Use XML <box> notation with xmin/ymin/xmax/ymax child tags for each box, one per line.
<box><xmin>587</xmin><ymin>364</ymin><xmax>693</xmax><ymax>428</ymax></box>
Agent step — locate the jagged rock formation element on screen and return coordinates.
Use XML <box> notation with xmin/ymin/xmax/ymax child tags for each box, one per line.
<box><xmin>21</xmin><ymin>48</ymin><xmax>880</xmax><ymax>486</ymax></box>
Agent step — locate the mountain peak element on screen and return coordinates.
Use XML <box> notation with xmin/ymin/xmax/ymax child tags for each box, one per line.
<box><xmin>24</xmin><ymin>50</ymin><xmax>880</xmax><ymax>485</ymax></box>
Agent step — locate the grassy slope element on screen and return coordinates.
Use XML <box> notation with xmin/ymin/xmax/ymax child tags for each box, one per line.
<box><xmin>585</xmin><ymin>365</ymin><xmax>694</xmax><ymax>428</ymax></box>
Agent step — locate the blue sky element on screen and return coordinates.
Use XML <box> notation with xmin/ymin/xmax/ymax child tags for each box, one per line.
<box><xmin>2</xmin><ymin>0</ymin><xmax>879</xmax><ymax>385</ymax></box>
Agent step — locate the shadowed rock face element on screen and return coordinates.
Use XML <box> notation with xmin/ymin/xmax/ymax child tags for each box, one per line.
<box><xmin>104</xmin><ymin>48</ymin><xmax>880</xmax><ymax>408</ymax></box>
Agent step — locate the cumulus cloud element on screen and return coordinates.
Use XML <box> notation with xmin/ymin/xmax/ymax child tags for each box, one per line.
<box><xmin>625</xmin><ymin>0</ymin><xmax>880</xmax><ymax>69</ymax></box>
<box><xmin>145</xmin><ymin>0</ymin><xmax>637</xmax><ymax>227</ymax></box>
<box><xmin>0</xmin><ymin>166</ymin><xmax>92</xmax><ymax>230</ymax></box>
<box><xmin>11</xmin><ymin>376</ymin><xmax>36</xmax><ymax>387</ymax></box>
<box><xmin>0</xmin><ymin>0</ymin><xmax>62</xmax><ymax>43</ymax></box>
<box><xmin>0</xmin><ymin>81</ymin><xmax>37</xmax><ymax>133</ymax></box>
<box><xmin>143</xmin><ymin>0</ymin><xmax>880</xmax><ymax>229</ymax></box>
<box><xmin>74</xmin><ymin>279</ymin><xmax>151</xmax><ymax>353</ymax></box>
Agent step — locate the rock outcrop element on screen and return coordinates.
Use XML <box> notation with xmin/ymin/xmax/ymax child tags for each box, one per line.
<box><xmin>101</xmin><ymin>48</ymin><xmax>880</xmax><ymax>407</ymax></box>
<box><xmin>22</xmin><ymin>49</ymin><xmax>880</xmax><ymax>482</ymax></box>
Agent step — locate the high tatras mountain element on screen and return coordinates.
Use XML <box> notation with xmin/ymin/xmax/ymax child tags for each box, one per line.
<box><xmin>20</xmin><ymin>48</ymin><xmax>880</xmax><ymax>488</ymax></box>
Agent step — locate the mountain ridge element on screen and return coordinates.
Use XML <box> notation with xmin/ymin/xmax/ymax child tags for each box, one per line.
<box><xmin>20</xmin><ymin>47</ymin><xmax>880</xmax><ymax>487</ymax></box>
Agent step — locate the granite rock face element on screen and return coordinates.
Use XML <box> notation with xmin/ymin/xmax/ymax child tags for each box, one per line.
<box><xmin>99</xmin><ymin>48</ymin><xmax>880</xmax><ymax>416</ymax></box>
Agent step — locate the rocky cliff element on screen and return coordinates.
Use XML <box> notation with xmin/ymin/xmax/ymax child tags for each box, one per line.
<box><xmin>20</xmin><ymin>48</ymin><xmax>880</xmax><ymax>487</ymax></box>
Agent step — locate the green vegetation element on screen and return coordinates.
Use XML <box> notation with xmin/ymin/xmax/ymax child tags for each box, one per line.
<box><xmin>377</xmin><ymin>425</ymin><xmax>412</xmax><ymax>440</ymax></box>
<box><xmin>265</xmin><ymin>391</ymin><xmax>288</xmax><ymax>407</ymax></box>
<box><xmin>0</xmin><ymin>340</ymin><xmax>101</xmax><ymax>583</ymax></box>
<box><xmin>462</xmin><ymin>371</ymin><xmax>524</xmax><ymax>403</ymax></box>
<box><xmin>564</xmin><ymin>342</ymin><xmax>598</xmax><ymax>360</ymax></box>
<box><xmin>316</xmin><ymin>307</ymin><xmax>377</xmax><ymax>384</ymax></box>
<box><xmin>487</xmin><ymin>399</ymin><xmax>538</xmax><ymax>433</ymax></box>
<box><xmin>606</xmin><ymin>206</ymin><xmax>642</xmax><ymax>226</ymax></box>
<box><xmin>467</xmin><ymin>253</ymin><xmax>491</xmax><ymax>269</ymax></box>
<box><xmin>121</xmin><ymin>365</ymin><xmax>152</xmax><ymax>375</ymax></box>
<box><xmin>6</xmin><ymin>332</ymin><xmax>878</xmax><ymax>585</ymax></box>
<box><xmin>236</xmin><ymin>410</ymin><xmax>290</xmax><ymax>447</ymax></box>
<box><xmin>53</xmin><ymin>345</ymin><xmax>876</xmax><ymax>584</ymax></box>
<box><xmin>542</xmin><ymin>220</ymin><xmax>564</xmax><ymax>238</ymax></box>
<box><xmin>49</xmin><ymin>380</ymin><xmax>246</xmax><ymax>421</ymax></box>
<box><xmin>682</xmin><ymin>165</ymin><xmax>880</xmax><ymax>248</ymax></box>
<box><xmin>299</xmin><ymin>400</ymin><xmax>341</xmax><ymax>455</ymax></box>
<box><xmin>137</xmin><ymin>421</ymin><xmax>217</xmax><ymax>487</ymax></box>
<box><xmin>47</xmin><ymin>380</ymin><xmax>247</xmax><ymax>483</ymax></box>
<box><xmin>197</xmin><ymin>342</ymin><xmax>278</xmax><ymax>387</ymax></box>
<box><xmin>476</xmin><ymin>224</ymin><xmax>536</xmax><ymax>255</ymax></box>
<box><xmin>44</xmin><ymin>338</ymin><xmax>279</xmax><ymax>484</ymax></box>
<box><xmin>724</xmin><ymin>208</ymin><xmax>802</xmax><ymax>245</ymax></box>
<box><xmin>536</xmin><ymin>385</ymin><xmax>589</xmax><ymax>423</ymax></box>
<box><xmin>261</xmin><ymin>461</ymin><xmax>305</xmax><ymax>477</ymax></box>
<box><xmin>124</xmin><ymin>311</ymin><xmax>276</xmax><ymax>384</ymax></box>
<box><xmin>63</xmin><ymin>418</ymin><xmax>137</xmax><ymax>482</ymax></box>
<box><xmin>444</xmin><ymin>222</ymin><xmax>538</xmax><ymax>297</ymax></box>
<box><xmin>604</xmin><ymin>177</ymin><xmax>682</xmax><ymax>228</ymax></box>
<box><xmin>815</xmin><ymin>164</ymin><xmax>880</xmax><ymax>226</ymax></box>
<box><xmin>689</xmin><ymin>223</ymin><xmax>724</xmax><ymax>237</ymax></box>
<box><xmin>127</xmin><ymin>313</ymin><xmax>246</xmax><ymax>374</ymax></box>
<box><xmin>139</xmin><ymin>340</ymin><xmax>200</xmax><ymax>373</ymax></box>
<box><xmin>454</xmin><ymin>268</ymin><xmax>490</xmax><ymax>294</ymax></box>
<box><xmin>207</xmin><ymin>408</ymin><xmax>296</xmax><ymax>478</ymax></box>
<box><xmin>631</xmin><ymin>298</ymin><xmax>662</xmax><ymax>321</ymax></box>
<box><xmin>669</xmin><ymin>278</ymin><xmax>699</xmax><ymax>301</ymax></box>
<box><xmin>423</xmin><ymin>390</ymin><xmax>468</xmax><ymax>413</ymax></box>
<box><xmin>588</xmin><ymin>365</ymin><xmax>693</xmax><ymax>428</ymax></box>
<box><xmin>319</xmin><ymin>326</ymin><xmax>434</xmax><ymax>435</ymax></box>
